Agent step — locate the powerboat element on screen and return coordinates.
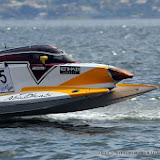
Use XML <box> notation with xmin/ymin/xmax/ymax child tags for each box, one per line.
<box><xmin>0</xmin><ymin>45</ymin><xmax>157</xmax><ymax>118</ymax></box>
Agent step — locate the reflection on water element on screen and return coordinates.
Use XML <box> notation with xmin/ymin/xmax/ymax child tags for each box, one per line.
<box><xmin>0</xmin><ymin>117</ymin><xmax>122</xmax><ymax>135</ymax></box>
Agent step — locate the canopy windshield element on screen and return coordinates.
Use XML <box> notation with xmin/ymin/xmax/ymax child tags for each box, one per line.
<box><xmin>0</xmin><ymin>45</ymin><xmax>64</xmax><ymax>55</ymax></box>
<box><xmin>0</xmin><ymin>45</ymin><xmax>75</xmax><ymax>64</ymax></box>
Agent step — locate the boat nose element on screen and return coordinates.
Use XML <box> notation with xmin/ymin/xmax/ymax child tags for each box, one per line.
<box><xmin>108</xmin><ymin>67</ymin><xmax>134</xmax><ymax>81</ymax></box>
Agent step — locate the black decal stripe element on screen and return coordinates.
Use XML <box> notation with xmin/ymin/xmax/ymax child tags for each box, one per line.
<box><xmin>28</xmin><ymin>65</ymin><xmax>57</xmax><ymax>84</ymax></box>
<box><xmin>37</xmin><ymin>66</ymin><xmax>57</xmax><ymax>84</ymax></box>
<box><xmin>0</xmin><ymin>51</ymin><xmax>64</xmax><ymax>57</ymax></box>
<box><xmin>4</xmin><ymin>61</ymin><xmax>57</xmax><ymax>85</ymax></box>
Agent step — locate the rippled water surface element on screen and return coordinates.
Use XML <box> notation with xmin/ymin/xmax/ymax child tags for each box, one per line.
<box><xmin>0</xmin><ymin>19</ymin><xmax>160</xmax><ymax>159</ymax></box>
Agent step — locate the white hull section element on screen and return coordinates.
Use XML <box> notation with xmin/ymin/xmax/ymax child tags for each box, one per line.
<box><xmin>0</xmin><ymin>62</ymin><xmax>116</xmax><ymax>94</ymax></box>
<box><xmin>0</xmin><ymin>91</ymin><xmax>71</xmax><ymax>104</ymax></box>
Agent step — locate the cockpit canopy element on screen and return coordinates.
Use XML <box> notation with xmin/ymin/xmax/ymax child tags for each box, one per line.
<box><xmin>0</xmin><ymin>45</ymin><xmax>75</xmax><ymax>64</ymax></box>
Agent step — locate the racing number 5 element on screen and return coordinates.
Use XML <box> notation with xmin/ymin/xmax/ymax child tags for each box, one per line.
<box><xmin>0</xmin><ymin>70</ymin><xmax>7</xmax><ymax>83</ymax></box>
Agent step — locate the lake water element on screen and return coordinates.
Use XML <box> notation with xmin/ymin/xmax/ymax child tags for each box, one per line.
<box><xmin>0</xmin><ymin>19</ymin><xmax>160</xmax><ymax>159</ymax></box>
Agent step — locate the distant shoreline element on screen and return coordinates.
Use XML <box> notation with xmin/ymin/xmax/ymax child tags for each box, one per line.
<box><xmin>0</xmin><ymin>0</ymin><xmax>160</xmax><ymax>20</ymax></box>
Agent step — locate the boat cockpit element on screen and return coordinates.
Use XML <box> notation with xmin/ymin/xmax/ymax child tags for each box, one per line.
<box><xmin>0</xmin><ymin>45</ymin><xmax>75</xmax><ymax>64</ymax></box>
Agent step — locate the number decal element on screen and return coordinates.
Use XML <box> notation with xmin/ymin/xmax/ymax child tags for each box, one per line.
<box><xmin>0</xmin><ymin>70</ymin><xmax>7</xmax><ymax>83</ymax></box>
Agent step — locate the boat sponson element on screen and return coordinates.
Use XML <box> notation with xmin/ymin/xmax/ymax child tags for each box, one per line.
<box><xmin>0</xmin><ymin>84</ymin><xmax>157</xmax><ymax>118</ymax></box>
<box><xmin>46</xmin><ymin>84</ymin><xmax>157</xmax><ymax>114</ymax></box>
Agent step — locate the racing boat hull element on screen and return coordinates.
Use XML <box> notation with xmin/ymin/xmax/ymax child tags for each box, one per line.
<box><xmin>0</xmin><ymin>84</ymin><xmax>157</xmax><ymax>118</ymax></box>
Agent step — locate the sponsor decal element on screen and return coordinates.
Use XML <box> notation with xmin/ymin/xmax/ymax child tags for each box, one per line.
<box><xmin>0</xmin><ymin>84</ymin><xmax>14</xmax><ymax>92</ymax></box>
<box><xmin>60</xmin><ymin>66</ymin><xmax>80</xmax><ymax>74</ymax></box>
<box><xmin>32</xmin><ymin>66</ymin><xmax>46</xmax><ymax>70</ymax></box>
<box><xmin>4</xmin><ymin>92</ymin><xmax>53</xmax><ymax>101</ymax></box>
